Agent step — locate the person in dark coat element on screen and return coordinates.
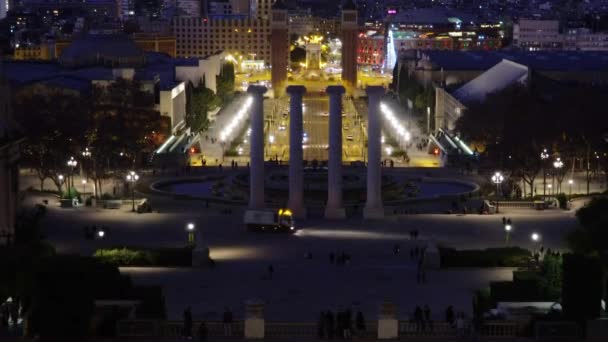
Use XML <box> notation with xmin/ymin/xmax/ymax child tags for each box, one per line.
<box><xmin>445</xmin><ymin>305</ymin><xmax>455</xmax><ymax>327</ymax></box>
<box><xmin>223</xmin><ymin>307</ymin><xmax>233</xmax><ymax>336</ymax></box>
<box><xmin>198</xmin><ymin>321</ymin><xmax>208</xmax><ymax>342</ymax></box>
<box><xmin>183</xmin><ymin>307</ymin><xmax>193</xmax><ymax>339</ymax></box>
<box><xmin>326</xmin><ymin>311</ymin><xmax>335</xmax><ymax>339</ymax></box>
<box><xmin>424</xmin><ymin>305</ymin><xmax>433</xmax><ymax>331</ymax></box>
<box><xmin>355</xmin><ymin>311</ymin><xmax>366</xmax><ymax>334</ymax></box>
<box><xmin>318</xmin><ymin>311</ymin><xmax>326</xmax><ymax>339</ymax></box>
<box><xmin>344</xmin><ymin>309</ymin><xmax>353</xmax><ymax>339</ymax></box>
<box><xmin>414</xmin><ymin>306</ymin><xmax>423</xmax><ymax>332</ymax></box>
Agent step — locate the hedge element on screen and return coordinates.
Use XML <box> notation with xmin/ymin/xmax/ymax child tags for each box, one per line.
<box><xmin>439</xmin><ymin>247</ymin><xmax>532</xmax><ymax>267</ymax></box>
<box><xmin>94</xmin><ymin>247</ymin><xmax>193</xmax><ymax>267</ymax></box>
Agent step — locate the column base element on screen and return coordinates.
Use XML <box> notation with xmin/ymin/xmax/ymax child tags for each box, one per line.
<box><xmin>324</xmin><ymin>206</ymin><xmax>346</xmax><ymax>219</ymax></box>
<box><xmin>364</xmin><ymin>206</ymin><xmax>384</xmax><ymax>219</ymax></box>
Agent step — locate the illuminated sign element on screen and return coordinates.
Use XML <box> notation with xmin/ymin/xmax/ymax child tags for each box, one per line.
<box><xmin>387</xmin><ymin>8</ymin><xmax>398</xmax><ymax>15</ymax></box>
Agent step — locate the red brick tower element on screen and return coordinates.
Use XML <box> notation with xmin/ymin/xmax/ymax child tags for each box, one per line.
<box><xmin>341</xmin><ymin>0</ymin><xmax>358</xmax><ymax>94</ymax></box>
<box><xmin>270</xmin><ymin>0</ymin><xmax>288</xmax><ymax>98</ymax></box>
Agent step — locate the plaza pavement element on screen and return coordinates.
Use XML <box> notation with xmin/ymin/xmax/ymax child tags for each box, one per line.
<box><xmin>30</xmin><ymin>171</ymin><xmax>580</xmax><ymax>321</ymax></box>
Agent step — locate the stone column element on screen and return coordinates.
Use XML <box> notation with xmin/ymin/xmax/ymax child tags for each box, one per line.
<box><xmin>325</xmin><ymin>85</ymin><xmax>346</xmax><ymax>219</ymax></box>
<box><xmin>364</xmin><ymin>86</ymin><xmax>385</xmax><ymax>219</ymax></box>
<box><xmin>247</xmin><ymin>86</ymin><xmax>267</xmax><ymax>209</ymax></box>
<box><xmin>286</xmin><ymin>85</ymin><xmax>307</xmax><ymax>218</ymax></box>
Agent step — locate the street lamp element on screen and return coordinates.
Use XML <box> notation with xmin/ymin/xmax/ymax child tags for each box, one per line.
<box><xmin>541</xmin><ymin>149</ymin><xmax>549</xmax><ymax>197</ymax></box>
<box><xmin>126</xmin><ymin>171</ymin><xmax>139</xmax><ymax>212</ymax></box>
<box><xmin>547</xmin><ymin>184</ymin><xmax>553</xmax><ymax>196</ymax></box>
<box><xmin>553</xmin><ymin>157</ymin><xmax>563</xmax><ymax>193</ymax></box>
<box><xmin>568</xmin><ymin>179</ymin><xmax>574</xmax><ymax>197</ymax></box>
<box><xmin>531</xmin><ymin>232</ymin><xmax>541</xmax><ymax>256</ymax></box>
<box><xmin>492</xmin><ymin>171</ymin><xmax>504</xmax><ymax>213</ymax></box>
<box><xmin>67</xmin><ymin>157</ymin><xmax>78</xmax><ymax>194</ymax></box>
<box><xmin>186</xmin><ymin>222</ymin><xmax>196</xmax><ymax>245</ymax></box>
<box><xmin>58</xmin><ymin>174</ymin><xmax>65</xmax><ymax>193</ymax></box>
<box><xmin>81</xmin><ymin>179</ymin><xmax>87</xmax><ymax>195</ymax></box>
<box><xmin>504</xmin><ymin>224</ymin><xmax>512</xmax><ymax>244</ymax></box>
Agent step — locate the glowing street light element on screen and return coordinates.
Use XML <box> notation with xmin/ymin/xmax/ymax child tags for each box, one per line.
<box><xmin>97</xmin><ymin>230</ymin><xmax>105</xmax><ymax>238</ymax></box>
<box><xmin>541</xmin><ymin>149</ymin><xmax>549</xmax><ymax>196</ymax></box>
<box><xmin>126</xmin><ymin>171</ymin><xmax>139</xmax><ymax>212</ymax></box>
<box><xmin>568</xmin><ymin>179</ymin><xmax>574</xmax><ymax>197</ymax></box>
<box><xmin>553</xmin><ymin>157</ymin><xmax>563</xmax><ymax>193</ymax></box>
<box><xmin>186</xmin><ymin>222</ymin><xmax>196</xmax><ymax>244</ymax></box>
<box><xmin>67</xmin><ymin>156</ymin><xmax>78</xmax><ymax>193</ymax></box>
<box><xmin>81</xmin><ymin>179</ymin><xmax>87</xmax><ymax>194</ymax></box>
<box><xmin>504</xmin><ymin>224</ymin><xmax>512</xmax><ymax>244</ymax></box>
<box><xmin>492</xmin><ymin>171</ymin><xmax>504</xmax><ymax>213</ymax></box>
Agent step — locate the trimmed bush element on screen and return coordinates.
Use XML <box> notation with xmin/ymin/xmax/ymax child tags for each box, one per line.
<box><xmin>94</xmin><ymin>247</ymin><xmax>193</xmax><ymax>267</ymax></box>
<box><xmin>439</xmin><ymin>247</ymin><xmax>531</xmax><ymax>267</ymax></box>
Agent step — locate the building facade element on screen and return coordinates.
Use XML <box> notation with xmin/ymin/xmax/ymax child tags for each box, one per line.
<box><xmin>513</xmin><ymin>19</ymin><xmax>562</xmax><ymax>51</ymax></box>
<box><xmin>171</xmin><ymin>0</ymin><xmax>273</xmax><ymax>63</ymax></box>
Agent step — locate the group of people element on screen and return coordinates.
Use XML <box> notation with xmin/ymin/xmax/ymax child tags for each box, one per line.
<box><xmin>329</xmin><ymin>252</ymin><xmax>352</xmax><ymax>265</ymax></box>
<box><xmin>317</xmin><ymin>310</ymin><xmax>365</xmax><ymax>339</ymax></box>
<box><xmin>181</xmin><ymin>307</ymin><xmax>234</xmax><ymax>341</ymax></box>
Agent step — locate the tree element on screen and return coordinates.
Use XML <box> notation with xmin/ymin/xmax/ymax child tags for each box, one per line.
<box><xmin>13</xmin><ymin>90</ymin><xmax>88</xmax><ymax>192</ymax></box>
<box><xmin>570</xmin><ymin>197</ymin><xmax>608</xmax><ymax>257</ymax></box>
<box><xmin>186</xmin><ymin>80</ymin><xmax>221</xmax><ymax>133</ymax></box>
<box><xmin>562</xmin><ymin>254</ymin><xmax>603</xmax><ymax>323</ymax></box>
<box><xmin>86</xmin><ymin>79</ymin><xmax>164</xmax><ymax>195</ymax></box>
<box><xmin>216</xmin><ymin>62</ymin><xmax>235</xmax><ymax>101</ymax></box>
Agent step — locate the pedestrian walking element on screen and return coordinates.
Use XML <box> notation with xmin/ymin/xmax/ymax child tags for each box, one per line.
<box><xmin>355</xmin><ymin>311</ymin><xmax>366</xmax><ymax>334</ymax></box>
<box><xmin>414</xmin><ymin>306</ymin><xmax>423</xmax><ymax>332</ymax></box>
<box><xmin>424</xmin><ymin>305</ymin><xmax>433</xmax><ymax>331</ymax></box>
<box><xmin>326</xmin><ymin>311</ymin><xmax>335</xmax><ymax>339</ymax></box>
<box><xmin>502</xmin><ymin>216</ymin><xmax>506</xmax><ymax>225</ymax></box>
<box><xmin>198</xmin><ymin>321</ymin><xmax>208</xmax><ymax>342</ymax></box>
<box><xmin>344</xmin><ymin>309</ymin><xmax>353</xmax><ymax>339</ymax></box>
<box><xmin>445</xmin><ymin>305</ymin><xmax>455</xmax><ymax>327</ymax></box>
<box><xmin>223</xmin><ymin>307</ymin><xmax>233</xmax><ymax>336</ymax></box>
<box><xmin>318</xmin><ymin>311</ymin><xmax>326</xmax><ymax>339</ymax></box>
<box><xmin>456</xmin><ymin>313</ymin><xmax>465</xmax><ymax>341</ymax></box>
<box><xmin>183</xmin><ymin>307</ymin><xmax>193</xmax><ymax>339</ymax></box>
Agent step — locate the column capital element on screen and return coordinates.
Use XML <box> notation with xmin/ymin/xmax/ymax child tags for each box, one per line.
<box><xmin>247</xmin><ymin>85</ymin><xmax>268</xmax><ymax>95</ymax></box>
<box><xmin>286</xmin><ymin>85</ymin><xmax>307</xmax><ymax>95</ymax></box>
<box><xmin>326</xmin><ymin>85</ymin><xmax>345</xmax><ymax>96</ymax></box>
<box><xmin>366</xmin><ymin>86</ymin><xmax>385</xmax><ymax>97</ymax></box>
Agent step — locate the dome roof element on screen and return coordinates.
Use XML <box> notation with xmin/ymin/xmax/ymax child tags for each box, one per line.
<box><xmin>59</xmin><ymin>34</ymin><xmax>145</xmax><ymax>68</ymax></box>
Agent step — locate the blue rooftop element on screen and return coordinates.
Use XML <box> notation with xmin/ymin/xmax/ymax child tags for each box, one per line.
<box><xmin>421</xmin><ymin>50</ymin><xmax>608</xmax><ymax>72</ymax></box>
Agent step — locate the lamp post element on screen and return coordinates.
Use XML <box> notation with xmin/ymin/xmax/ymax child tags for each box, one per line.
<box><xmin>504</xmin><ymin>224</ymin><xmax>512</xmax><ymax>244</ymax></box>
<box><xmin>547</xmin><ymin>184</ymin><xmax>553</xmax><ymax>196</ymax></box>
<box><xmin>541</xmin><ymin>149</ymin><xmax>549</xmax><ymax>197</ymax></box>
<box><xmin>568</xmin><ymin>179</ymin><xmax>573</xmax><ymax>198</ymax></box>
<box><xmin>426</xmin><ymin>106</ymin><xmax>431</xmax><ymax>133</ymax></box>
<box><xmin>67</xmin><ymin>157</ymin><xmax>78</xmax><ymax>194</ymax></box>
<box><xmin>531</xmin><ymin>232</ymin><xmax>541</xmax><ymax>259</ymax></box>
<box><xmin>553</xmin><ymin>157</ymin><xmax>563</xmax><ymax>193</ymax></box>
<box><xmin>58</xmin><ymin>174</ymin><xmax>65</xmax><ymax>193</ymax></box>
<box><xmin>126</xmin><ymin>171</ymin><xmax>139</xmax><ymax>212</ymax></box>
<box><xmin>186</xmin><ymin>222</ymin><xmax>196</xmax><ymax>245</ymax></box>
<box><xmin>81</xmin><ymin>179</ymin><xmax>87</xmax><ymax>195</ymax></box>
<box><xmin>492</xmin><ymin>171</ymin><xmax>504</xmax><ymax>213</ymax></box>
